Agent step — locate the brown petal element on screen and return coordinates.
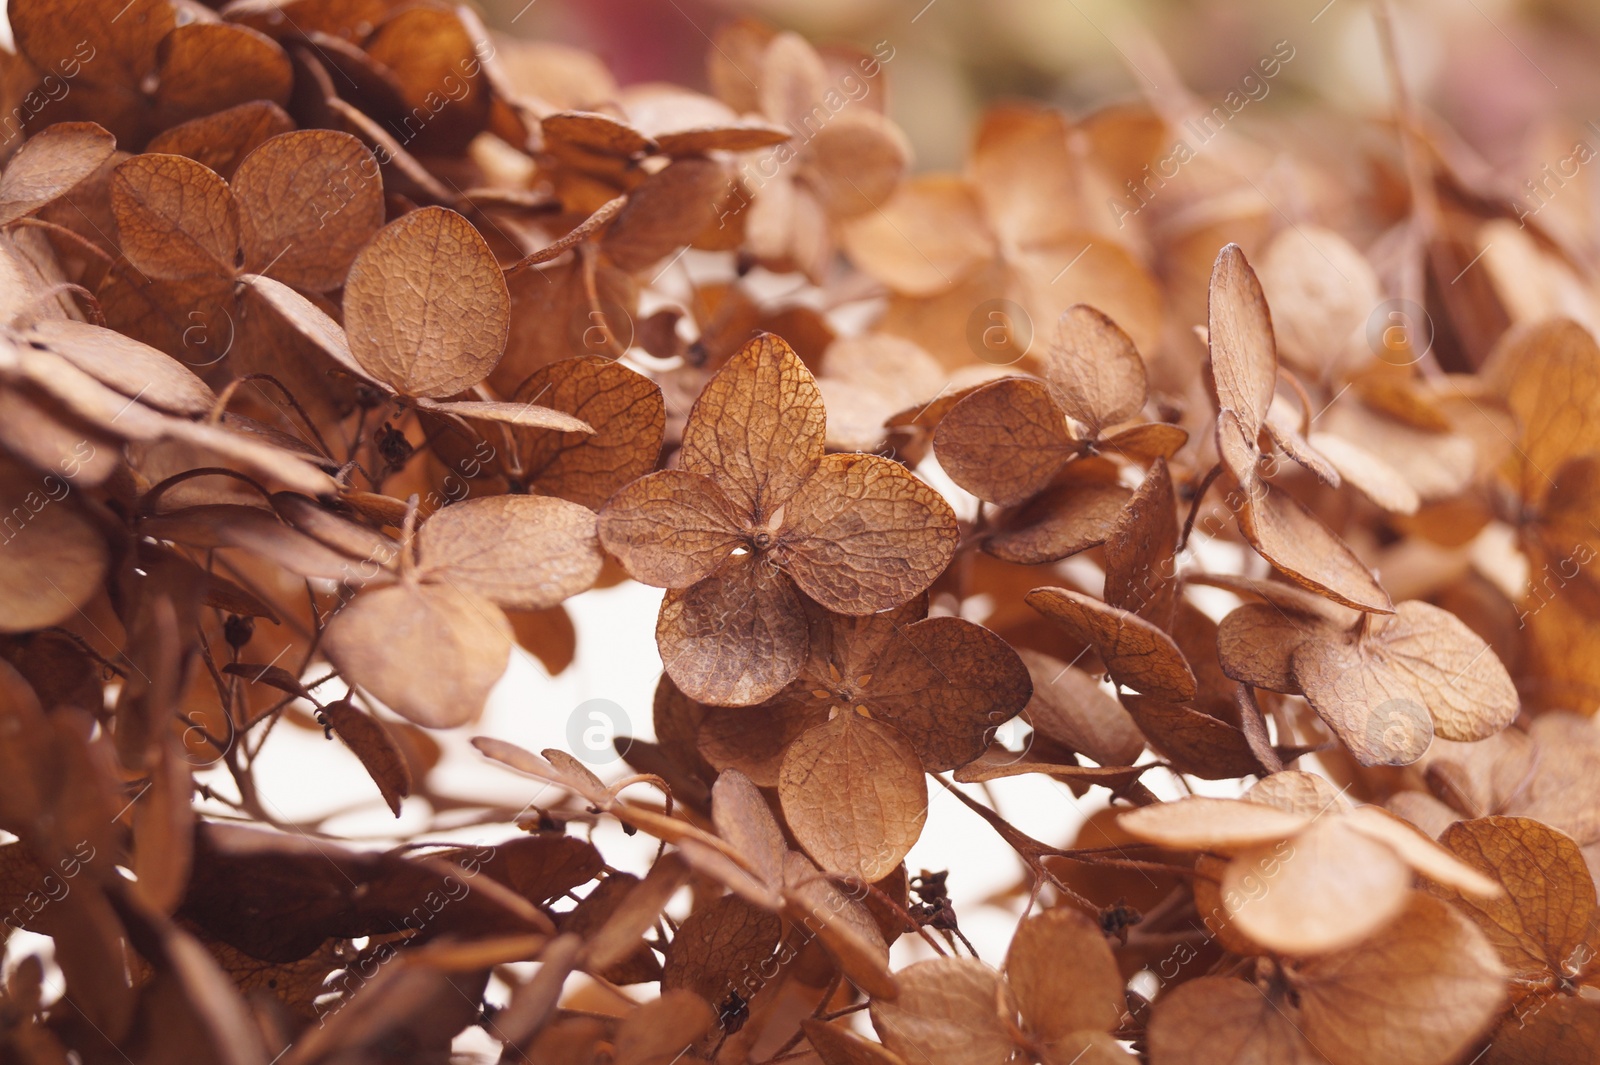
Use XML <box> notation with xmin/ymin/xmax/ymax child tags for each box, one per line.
<box><xmin>1004</xmin><ymin>907</ymin><xmax>1123</xmax><ymax>1039</ymax></box>
<box><xmin>10</xmin><ymin>0</ymin><xmax>171</xmax><ymax>99</ymax></box>
<box><xmin>1146</xmin><ymin>977</ymin><xmax>1319</xmax><ymax>1065</ymax></box>
<box><xmin>612</xmin><ymin>990</ymin><xmax>713</xmax><ymax>1065</ymax></box>
<box><xmin>18</xmin><ymin>319</ymin><xmax>215</xmax><ymax>417</ymax></box>
<box><xmin>1372</xmin><ymin>602</ymin><xmax>1520</xmax><ymax>743</ymax></box>
<box><xmin>657</xmin><ymin>554</ymin><xmax>809</xmax><ymax>706</ymax></box>
<box><xmin>141</xmin><ymin>504</ymin><xmax>375</xmax><ymax>583</ymax></box>
<box><xmin>597</xmin><ymin>470</ymin><xmax>744</xmax><ymax>589</ymax></box>
<box><xmin>781</xmin><ymin>453</ymin><xmax>958</xmax><ymax>614</ymax></box>
<box><xmin>1208</xmin><ymin>243</ymin><xmax>1278</xmax><ymax>484</ymax></box>
<box><xmin>1258</xmin><ymin>225</ymin><xmax>1381</xmax><ymax>379</ymax></box>
<box><xmin>1099</xmin><ymin>422</ymin><xmax>1189</xmax><ymax>462</ymax></box>
<box><xmin>0</xmin><ymin>121</ymin><xmax>117</xmax><ymax>226</ymax></box>
<box><xmin>416</xmin><ymin>495</ymin><xmax>602</xmax><ymax>612</ymax></box>
<box><xmin>1216</xmin><ymin>602</ymin><xmax>1338</xmax><ymax>694</ymax></box>
<box><xmin>342</xmin><ymin>206</ymin><xmax>510</xmax><ymax>398</ymax></box>
<box><xmin>321</xmin><ymin>582</ymin><xmax>513</xmax><ymax>728</ymax></box>
<box><xmin>1045</xmin><ymin>304</ymin><xmax>1147</xmax><ymax>437</ymax></box>
<box><xmin>154</xmin><ymin>23</ymin><xmax>293</xmax><ymax>128</ymax></box>
<box><xmin>321</xmin><ymin>698</ymin><xmax>412</xmax><ymax>817</ymax></box>
<box><xmin>232</xmin><ymin>130</ymin><xmax>385</xmax><ymax>293</ymax></box>
<box><xmin>933</xmin><ymin>378</ymin><xmax>1075</xmax><ymax>505</ymax></box>
<box><xmin>1246</xmin><ymin>771</ymin><xmax>1351</xmax><ymax>816</ymax></box>
<box><xmin>866</xmin><ymin>616</ymin><xmax>1031</xmax><ymax>771</ymax></box>
<box><xmin>680</xmin><ymin>332</ymin><xmax>826</xmax><ymax>521</ymax></box>
<box><xmin>780</xmin><ymin>711</ymin><xmax>926</xmax><ymax>881</ymax></box>
<box><xmin>712</xmin><ymin>768</ymin><xmax>789</xmax><ymax>892</ymax></box>
<box><xmin>1343</xmin><ymin>806</ymin><xmax>1501</xmax><ymax>896</ymax></box>
<box><xmin>110</xmin><ymin>153</ymin><xmax>240</xmax><ymax>281</ymax></box>
<box><xmin>146</xmin><ymin>101</ymin><xmax>295</xmax><ymax>180</ymax></box>
<box><xmin>1237</xmin><ymin>479</ymin><xmax>1394</xmax><ymax>613</ymax></box>
<box><xmin>1225</xmin><ymin>815</ymin><xmax>1412</xmax><ymax>955</ymax></box>
<box><xmin>0</xmin><ymin>491</ymin><xmax>107</xmax><ymax>634</ymax></box>
<box><xmin>1120</xmin><ymin>695</ymin><xmax>1265</xmax><ymax>780</ymax></box>
<box><xmin>1295</xmin><ymin>892</ymin><xmax>1505</xmax><ymax>1065</ymax></box>
<box><xmin>1484</xmin><ymin>995</ymin><xmax>1600</xmax><ymax>1065</ymax></box>
<box><xmin>1293</xmin><ymin>600</ymin><xmax>1517</xmax><ymax>766</ymax></box>
<box><xmin>362</xmin><ymin>7</ymin><xmax>490</xmax><ymax>154</ymax></box>
<box><xmin>804</xmin><ymin>109</ymin><xmax>910</xmax><ymax>219</ymax></box>
<box><xmin>700</xmin><ymin>687</ymin><xmax>829</xmax><ymax>787</ymax></box>
<box><xmin>511</xmin><ymin>356</ymin><xmax>666</xmax><ymax>509</ymax></box>
<box><xmin>983</xmin><ymin>460</ymin><xmax>1130</xmax><ymax>564</ymax></box>
<box><xmin>414</xmin><ymin>398</ymin><xmax>591</xmax><ymax>433</ymax></box>
<box><xmin>1307</xmin><ymin>432</ymin><xmax>1421</xmax><ymax>514</ymax></box>
<box><xmin>1019</xmin><ymin>651</ymin><xmax>1146</xmax><ymax>767</ymax></box>
<box><xmin>1119</xmin><ymin>796</ymin><xmax>1310</xmax><ymax>852</ymax></box>
<box><xmin>759</xmin><ymin>31</ymin><xmax>831</xmax><ymax>129</ymax></box>
<box><xmin>802</xmin><ymin>1020</ymin><xmax>908</xmax><ymax>1065</ymax></box>
<box><xmin>508</xmin><ymin>606</ymin><xmax>577</xmax><ymax>676</ymax></box>
<box><xmin>782</xmin><ymin>851</ymin><xmax>897</xmax><ymax>1000</ymax></box>
<box><xmin>661</xmin><ymin>893</ymin><xmax>783</xmax><ymax>1009</ymax></box>
<box><xmin>954</xmin><ymin>756</ymin><xmax>1151</xmax><ymax>791</ymax></box>
<box><xmin>868</xmin><ymin>958</ymin><xmax>1014</xmax><ymax>1065</ymax></box>
<box><xmin>1482</xmin><ymin>317</ymin><xmax>1600</xmax><ymax>506</ymax></box>
<box><xmin>601</xmin><ymin>158</ymin><xmax>734</xmax><ymax>273</ymax></box>
<box><xmin>1104</xmin><ymin>458</ymin><xmax>1178</xmax><ymax>626</ymax></box>
<box><xmin>1025</xmin><ymin>588</ymin><xmax>1196</xmax><ymax>702</ymax></box>
<box><xmin>1428</xmin><ymin>816</ymin><xmax>1596</xmax><ymax>984</ymax></box>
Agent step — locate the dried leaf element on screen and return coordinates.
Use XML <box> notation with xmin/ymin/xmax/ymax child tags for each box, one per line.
<box><xmin>321</xmin><ymin>582</ymin><xmax>513</xmax><ymax>728</ymax></box>
<box><xmin>342</xmin><ymin>206</ymin><xmax>511</xmax><ymax>398</ymax></box>
<box><xmin>321</xmin><ymin>698</ymin><xmax>412</xmax><ymax>816</ymax></box>
<box><xmin>1046</xmin><ymin>304</ymin><xmax>1147</xmax><ymax>436</ymax></box>
<box><xmin>0</xmin><ymin>122</ymin><xmax>117</xmax><ymax>226</ymax></box>
<box><xmin>1025</xmin><ymin>588</ymin><xmax>1196</xmax><ymax>702</ymax></box>
<box><xmin>869</xmin><ymin>958</ymin><xmax>1013</xmax><ymax>1065</ymax></box>
<box><xmin>933</xmin><ymin>378</ymin><xmax>1076</xmax><ymax>505</ymax></box>
<box><xmin>779</xmin><ymin>711</ymin><xmax>927</xmax><ymax>882</ymax></box>
<box><xmin>416</xmin><ymin>495</ymin><xmax>602</xmax><ymax>612</ymax></box>
<box><xmin>110</xmin><ymin>153</ymin><xmax>240</xmax><ymax>281</ymax></box>
<box><xmin>1005</xmin><ymin>907</ymin><xmax>1123</xmax><ymax>1039</ymax></box>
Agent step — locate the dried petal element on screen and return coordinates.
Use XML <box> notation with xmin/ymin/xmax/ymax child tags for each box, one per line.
<box><xmin>680</xmin><ymin>333</ymin><xmax>825</xmax><ymax>521</ymax></box>
<box><xmin>231</xmin><ymin>130</ymin><xmax>385</xmax><ymax>293</ymax></box>
<box><xmin>869</xmin><ymin>958</ymin><xmax>1013</xmax><ymax>1065</ymax></box>
<box><xmin>781</xmin><ymin>453</ymin><xmax>959</xmax><ymax>615</ymax></box>
<box><xmin>417</xmin><ymin>495</ymin><xmax>602</xmax><ymax>612</ymax></box>
<box><xmin>1025</xmin><ymin>588</ymin><xmax>1196</xmax><ymax>702</ymax></box>
<box><xmin>1237</xmin><ymin>479</ymin><xmax>1394</xmax><ymax>613</ymax></box>
<box><xmin>657</xmin><ymin>554</ymin><xmax>808</xmax><ymax>706</ymax></box>
<box><xmin>321</xmin><ymin>582</ymin><xmax>513</xmax><ymax>728</ymax></box>
<box><xmin>0</xmin><ymin>121</ymin><xmax>116</xmax><ymax>226</ymax></box>
<box><xmin>779</xmin><ymin>711</ymin><xmax>927</xmax><ymax>882</ymax></box>
<box><xmin>110</xmin><ymin>153</ymin><xmax>240</xmax><ymax>281</ymax></box>
<box><xmin>1005</xmin><ymin>907</ymin><xmax>1123</xmax><ymax>1039</ymax></box>
<box><xmin>933</xmin><ymin>378</ymin><xmax>1076</xmax><ymax>505</ymax></box>
<box><xmin>342</xmin><ymin>206</ymin><xmax>511</xmax><ymax>398</ymax></box>
<box><xmin>599</xmin><ymin>470</ymin><xmax>744</xmax><ymax>589</ymax></box>
<box><xmin>1045</xmin><ymin>305</ymin><xmax>1147</xmax><ymax>437</ymax></box>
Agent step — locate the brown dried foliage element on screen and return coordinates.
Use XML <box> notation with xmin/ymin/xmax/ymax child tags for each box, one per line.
<box><xmin>0</xmin><ymin>2</ymin><xmax>1594</xmax><ymax>1062</ymax></box>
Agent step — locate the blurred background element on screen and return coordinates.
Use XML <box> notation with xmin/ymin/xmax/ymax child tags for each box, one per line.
<box><xmin>489</xmin><ymin>0</ymin><xmax>1600</xmax><ymax>175</ymax></box>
